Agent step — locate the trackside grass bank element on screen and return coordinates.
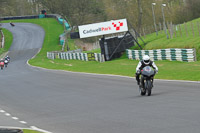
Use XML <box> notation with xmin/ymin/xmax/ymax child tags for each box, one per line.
<box><xmin>2</xmin><ymin>18</ymin><xmax>200</xmax><ymax>81</ymax></box>
<box><xmin>0</xmin><ymin>28</ymin><xmax>13</xmax><ymax>55</ymax></box>
<box><xmin>29</xmin><ymin>55</ymin><xmax>200</xmax><ymax>81</ymax></box>
<box><xmin>134</xmin><ymin>18</ymin><xmax>200</xmax><ymax>60</ymax></box>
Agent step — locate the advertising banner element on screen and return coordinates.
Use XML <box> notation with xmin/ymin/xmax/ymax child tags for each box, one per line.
<box><xmin>78</xmin><ymin>19</ymin><xmax>128</xmax><ymax>38</ymax></box>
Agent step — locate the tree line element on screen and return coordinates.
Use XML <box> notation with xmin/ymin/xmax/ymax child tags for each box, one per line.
<box><xmin>1</xmin><ymin>0</ymin><xmax>200</xmax><ymax>34</ymax></box>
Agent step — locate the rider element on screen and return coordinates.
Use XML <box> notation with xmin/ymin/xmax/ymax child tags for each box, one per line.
<box><xmin>0</xmin><ymin>58</ymin><xmax>4</xmax><ymax>62</ymax></box>
<box><xmin>5</xmin><ymin>55</ymin><xmax>10</xmax><ymax>62</ymax></box>
<box><xmin>0</xmin><ymin>58</ymin><xmax>4</xmax><ymax>65</ymax></box>
<box><xmin>135</xmin><ymin>55</ymin><xmax>158</xmax><ymax>85</ymax></box>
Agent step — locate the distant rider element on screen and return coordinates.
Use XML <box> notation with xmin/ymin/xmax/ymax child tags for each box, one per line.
<box><xmin>135</xmin><ymin>55</ymin><xmax>158</xmax><ymax>86</ymax></box>
<box><xmin>0</xmin><ymin>58</ymin><xmax>4</xmax><ymax>69</ymax></box>
<box><xmin>0</xmin><ymin>58</ymin><xmax>4</xmax><ymax>63</ymax></box>
<box><xmin>4</xmin><ymin>56</ymin><xmax>9</xmax><ymax>67</ymax></box>
<box><xmin>5</xmin><ymin>55</ymin><xmax>10</xmax><ymax>62</ymax></box>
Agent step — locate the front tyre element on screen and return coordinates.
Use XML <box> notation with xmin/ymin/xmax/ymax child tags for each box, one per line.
<box><xmin>140</xmin><ymin>85</ymin><xmax>146</xmax><ymax>96</ymax></box>
<box><xmin>146</xmin><ymin>80</ymin><xmax>152</xmax><ymax>96</ymax></box>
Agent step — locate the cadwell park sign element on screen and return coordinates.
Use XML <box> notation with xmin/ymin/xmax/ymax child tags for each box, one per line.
<box><xmin>78</xmin><ymin>19</ymin><xmax>128</xmax><ymax>38</ymax></box>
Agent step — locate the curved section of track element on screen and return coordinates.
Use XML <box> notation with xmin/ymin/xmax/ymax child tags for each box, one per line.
<box><xmin>1</xmin><ymin>23</ymin><xmax>200</xmax><ymax>133</ymax></box>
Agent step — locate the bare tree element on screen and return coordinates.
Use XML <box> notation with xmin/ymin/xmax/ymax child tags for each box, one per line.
<box><xmin>137</xmin><ymin>0</ymin><xmax>143</xmax><ymax>33</ymax></box>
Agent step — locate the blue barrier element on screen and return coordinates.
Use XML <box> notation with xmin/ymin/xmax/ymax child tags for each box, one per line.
<box><xmin>59</xmin><ymin>32</ymin><xmax>66</xmax><ymax>45</ymax></box>
<box><xmin>57</xmin><ymin>17</ymin><xmax>70</xmax><ymax>30</ymax></box>
<box><xmin>39</xmin><ymin>14</ymin><xmax>45</xmax><ymax>18</ymax></box>
<box><xmin>60</xmin><ymin>40</ymin><xmax>64</xmax><ymax>45</ymax></box>
<box><xmin>65</xmin><ymin>22</ymin><xmax>70</xmax><ymax>30</ymax></box>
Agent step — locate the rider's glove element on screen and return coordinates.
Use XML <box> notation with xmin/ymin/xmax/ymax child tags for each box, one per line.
<box><xmin>136</xmin><ymin>70</ymin><xmax>141</xmax><ymax>74</ymax></box>
<box><xmin>154</xmin><ymin>70</ymin><xmax>158</xmax><ymax>74</ymax></box>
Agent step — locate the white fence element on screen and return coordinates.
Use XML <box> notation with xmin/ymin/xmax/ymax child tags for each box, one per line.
<box><xmin>47</xmin><ymin>52</ymin><xmax>105</xmax><ymax>62</ymax></box>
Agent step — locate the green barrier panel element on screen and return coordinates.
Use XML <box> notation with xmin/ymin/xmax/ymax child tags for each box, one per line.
<box><xmin>145</xmin><ymin>50</ymin><xmax>149</xmax><ymax>55</ymax></box>
<box><xmin>132</xmin><ymin>51</ymin><xmax>136</xmax><ymax>59</ymax></box>
<box><xmin>161</xmin><ymin>50</ymin><xmax>166</xmax><ymax>60</ymax></box>
<box><xmin>80</xmin><ymin>53</ymin><xmax>82</xmax><ymax>60</ymax></box>
<box><xmin>138</xmin><ymin>51</ymin><xmax>142</xmax><ymax>60</ymax></box>
<box><xmin>153</xmin><ymin>50</ymin><xmax>158</xmax><ymax>60</ymax></box>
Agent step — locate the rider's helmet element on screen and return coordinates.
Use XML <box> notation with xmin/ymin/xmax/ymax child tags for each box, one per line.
<box><xmin>143</xmin><ymin>55</ymin><xmax>150</xmax><ymax>65</ymax></box>
<box><xmin>6</xmin><ymin>55</ymin><xmax>10</xmax><ymax>59</ymax></box>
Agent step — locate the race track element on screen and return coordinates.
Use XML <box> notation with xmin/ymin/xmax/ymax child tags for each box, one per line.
<box><xmin>0</xmin><ymin>23</ymin><xmax>200</xmax><ymax>133</ymax></box>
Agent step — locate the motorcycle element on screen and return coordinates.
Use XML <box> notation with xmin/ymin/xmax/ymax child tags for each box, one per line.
<box><xmin>4</xmin><ymin>59</ymin><xmax>8</xmax><ymax>67</ymax></box>
<box><xmin>0</xmin><ymin>61</ymin><xmax>4</xmax><ymax>70</ymax></box>
<box><xmin>139</xmin><ymin>66</ymin><xmax>156</xmax><ymax>96</ymax></box>
<box><xmin>10</xmin><ymin>23</ymin><xmax>15</xmax><ymax>27</ymax></box>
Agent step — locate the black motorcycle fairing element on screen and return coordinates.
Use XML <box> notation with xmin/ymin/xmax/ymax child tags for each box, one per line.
<box><xmin>141</xmin><ymin>66</ymin><xmax>155</xmax><ymax>77</ymax></box>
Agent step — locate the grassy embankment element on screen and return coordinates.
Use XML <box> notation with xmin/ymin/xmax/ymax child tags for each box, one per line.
<box><xmin>134</xmin><ymin>18</ymin><xmax>200</xmax><ymax>60</ymax></box>
<box><xmin>2</xmin><ymin>18</ymin><xmax>200</xmax><ymax>81</ymax></box>
<box><xmin>0</xmin><ymin>28</ymin><xmax>13</xmax><ymax>56</ymax></box>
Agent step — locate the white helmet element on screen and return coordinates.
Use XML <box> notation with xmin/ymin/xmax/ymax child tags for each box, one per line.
<box><xmin>143</xmin><ymin>55</ymin><xmax>150</xmax><ymax>65</ymax></box>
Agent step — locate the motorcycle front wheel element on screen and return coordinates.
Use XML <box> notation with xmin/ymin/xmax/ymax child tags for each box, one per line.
<box><xmin>140</xmin><ymin>88</ymin><xmax>146</xmax><ymax>96</ymax></box>
<box><xmin>146</xmin><ymin>80</ymin><xmax>152</xmax><ymax>96</ymax></box>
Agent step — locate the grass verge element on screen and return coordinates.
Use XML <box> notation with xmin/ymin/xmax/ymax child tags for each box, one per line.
<box><xmin>23</xmin><ymin>129</ymin><xmax>42</xmax><ymax>133</ymax></box>
<box><xmin>0</xmin><ymin>28</ymin><xmax>13</xmax><ymax>55</ymax></box>
<box><xmin>29</xmin><ymin>54</ymin><xmax>200</xmax><ymax>81</ymax></box>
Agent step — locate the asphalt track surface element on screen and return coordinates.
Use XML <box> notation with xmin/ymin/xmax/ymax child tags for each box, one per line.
<box><xmin>0</xmin><ymin>23</ymin><xmax>200</xmax><ymax>133</ymax></box>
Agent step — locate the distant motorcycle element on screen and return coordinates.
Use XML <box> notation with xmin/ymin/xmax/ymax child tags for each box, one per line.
<box><xmin>139</xmin><ymin>66</ymin><xmax>156</xmax><ymax>96</ymax></box>
<box><xmin>0</xmin><ymin>61</ymin><xmax>4</xmax><ymax>70</ymax></box>
<box><xmin>4</xmin><ymin>59</ymin><xmax>8</xmax><ymax>67</ymax></box>
<box><xmin>10</xmin><ymin>22</ymin><xmax>15</xmax><ymax>27</ymax></box>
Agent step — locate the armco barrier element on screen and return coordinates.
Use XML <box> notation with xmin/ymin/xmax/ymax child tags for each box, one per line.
<box><xmin>47</xmin><ymin>52</ymin><xmax>105</xmax><ymax>62</ymax></box>
<box><xmin>1</xmin><ymin>15</ymin><xmax>39</xmax><ymax>20</ymax></box>
<box><xmin>0</xmin><ymin>14</ymin><xmax>60</xmax><ymax>20</ymax></box>
<box><xmin>126</xmin><ymin>48</ymin><xmax>196</xmax><ymax>62</ymax></box>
